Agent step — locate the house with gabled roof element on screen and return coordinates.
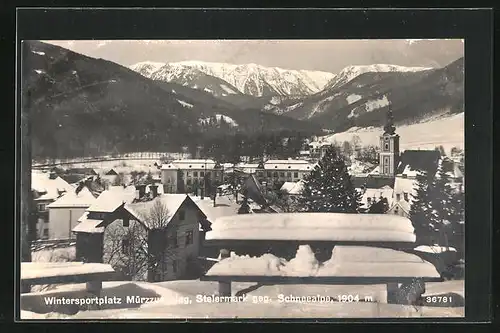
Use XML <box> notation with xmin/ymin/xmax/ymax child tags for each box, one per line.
<box><xmin>31</xmin><ymin>171</ymin><xmax>74</xmax><ymax>239</ymax></box>
<box><xmin>46</xmin><ymin>186</ymin><xmax>97</xmax><ymax>240</ymax></box>
<box><xmin>72</xmin><ymin>184</ymin><xmax>211</xmax><ymax>282</ymax></box>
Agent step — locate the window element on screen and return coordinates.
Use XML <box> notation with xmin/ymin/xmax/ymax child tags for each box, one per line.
<box><xmin>384</xmin><ymin>143</ymin><xmax>389</xmax><ymax>151</ymax></box>
<box><xmin>257</xmin><ymin>172</ymin><xmax>264</xmax><ymax>177</ymax></box>
<box><xmin>178</xmin><ymin>210</ymin><xmax>186</xmax><ymax>221</ymax></box>
<box><xmin>279</xmin><ymin>172</ymin><xmax>285</xmax><ymax>177</ymax></box>
<box><xmin>207</xmin><ymin>172</ymin><xmax>211</xmax><ymax>177</ymax></box>
<box><xmin>396</xmin><ymin>193</ymin><xmax>401</xmax><ymax>201</ymax></box>
<box><xmin>287</xmin><ymin>172</ymin><xmax>292</xmax><ymax>177</ymax></box>
<box><xmin>123</xmin><ymin>217</ymin><xmax>129</xmax><ymax>227</ymax></box>
<box><xmin>403</xmin><ymin>192</ymin><xmax>409</xmax><ymax>201</ymax></box>
<box><xmin>122</xmin><ymin>237</ymin><xmax>130</xmax><ymax>255</ymax></box>
<box><xmin>267</xmin><ymin>172</ymin><xmax>272</xmax><ymax>177</ymax></box>
<box><xmin>43</xmin><ymin>228</ymin><xmax>49</xmax><ymax>238</ymax></box>
<box><xmin>186</xmin><ymin>179</ymin><xmax>192</xmax><ymax>185</ymax></box>
<box><xmin>37</xmin><ymin>203</ymin><xmax>47</xmax><ymax>212</ymax></box>
<box><xmin>169</xmin><ymin>232</ymin><xmax>178</xmax><ymax>248</ymax></box>
<box><xmin>172</xmin><ymin>260</ymin><xmax>177</xmax><ymax>273</ymax></box>
<box><xmin>294</xmin><ymin>172</ymin><xmax>299</xmax><ymax>178</ymax></box>
<box><xmin>186</xmin><ymin>171</ymin><xmax>190</xmax><ymax>177</ymax></box>
<box><xmin>200</xmin><ymin>171</ymin><xmax>204</xmax><ymax>177</ymax></box>
<box><xmin>273</xmin><ymin>172</ymin><xmax>278</xmax><ymax>177</ymax></box>
<box><xmin>185</xmin><ymin>230</ymin><xmax>193</xmax><ymax>245</ymax></box>
<box><xmin>193</xmin><ymin>171</ymin><xmax>198</xmax><ymax>177</ymax></box>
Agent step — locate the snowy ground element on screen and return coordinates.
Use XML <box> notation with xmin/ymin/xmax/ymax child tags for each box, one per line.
<box><xmin>320</xmin><ymin>113</ymin><xmax>464</xmax><ymax>154</ymax></box>
<box><xmin>20</xmin><ymin>279</ymin><xmax>464</xmax><ymax>319</ymax></box>
<box><xmin>32</xmin><ymin>246</ymin><xmax>76</xmax><ymax>263</ymax></box>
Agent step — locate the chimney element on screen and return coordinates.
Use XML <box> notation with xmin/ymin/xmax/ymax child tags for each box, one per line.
<box><xmin>49</xmin><ymin>172</ymin><xmax>57</xmax><ymax>180</ymax></box>
<box><xmin>135</xmin><ymin>184</ymin><xmax>146</xmax><ymax>199</ymax></box>
<box><xmin>150</xmin><ymin>184</ymin><xmax>159</xmax><ymax>197</ymax></box>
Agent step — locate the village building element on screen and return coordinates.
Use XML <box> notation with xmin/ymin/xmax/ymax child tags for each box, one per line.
<box><xmin>232</xmin><ymin>159</ymin><xmax>314</xmax><ymax>190</ymax></box>
<box><xmin>351</xmin><ymin>105</ymin><xmax>463</xmax><ymax>215</ymax></box>
<box><xmin>280</xmin><ymin>180</ymin><xmax>305</xmax><ymax>197</ymax></box>
<box><xmin>101</xmin><ymin>168</ymin><xmax>120</xmax><ymax>186</ymax></box>
<box><xmin>72</xmin><ymin>184</ymin><xmax>211</xmax><ymax>282</ymax></box>
<box><xmin>161</xmin><ymin>159</ymin><xmax>224</xmax><ymax>195</ymax></box>
<box><xmin>31</xmin><ymin>171</ymin><xmax>74</xmax><ymax>239</ymax></box>
<box><xmin>46</xmin><ymin>186</ymin><xmax>97</xmax><ymax>240</ymax></box>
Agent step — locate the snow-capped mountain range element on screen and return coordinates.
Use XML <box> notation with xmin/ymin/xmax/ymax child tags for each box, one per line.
<box><xmin>323</xmin><ymin>64</ymin><xmax>433</xmax><ymax>91</ymax></box>
<box><xmin>130</xmin><ymin>61</ymin><xmax>336</xmax><ymax>97</ymax></box>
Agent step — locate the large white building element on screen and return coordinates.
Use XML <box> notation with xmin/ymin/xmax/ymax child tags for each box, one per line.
<box><xmin>161</xmin><ymin>159</ymin><xmax>223</xmax><ymax>194</ymax></box>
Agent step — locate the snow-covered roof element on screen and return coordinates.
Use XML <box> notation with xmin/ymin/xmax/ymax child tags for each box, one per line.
<box><xmin>264</xmin><ymin>159</ymin><xmax>313</xmax><ymax>171</ymax></box>
<box><xmin>206</xmin><ymin>245</ymin><xmax>440</xmax><ymax>278</ymax></box>
<box><xmin>195</xmin><ymin>197</ymin><xmax>240</xmax><ymax>223</ymax></box>
<box><xmin>368</xmin><ymin>165</ymin><xmax>380</xmax><ymax>175</ymax></box>
<box><xmin>124</xmin><ymin>194</ymin><xmax>196</xmax><ymax>229</ymax></box>
<box><xmin>389</xmin><ymin>200</ymin><xmax>411</xmax><ymax>215</ymax></box>
<box><xmin>396</xmin><ymin>165</ymin><xmax>419</xmax><ymax>178</ymax></box>
<box><xmin>280</xmin><ymin>181</ymin><xmax>305</xmax><ymax>195</ymax></box>
<box><xmin>31</xmin><ymin>171</ymin><xmax>73</xmax><ymax>201</ymax></box>
<box><xmin>393</xmin><ymin>176</ymin><xmax>418</xmax><ymax>197</ymax></box>
<box><xmin>87</xmin><ymin>186</ymin><xmax>136</xmax><ymax>213</ymax></box>
<box><xmin>72</xmin><ymin>212</ymin><xmax>105</xmax><ymax>233</ymax></box>
<box><xmin>207</xmin><ymin>213</ymin><xmax>416</xmax><ymax>243</ymax></box>
<box><xmin>46</xmin><ymin>187</ymin><xmax>97</xmax><ymax>208</ymax></box>
<box><xmin>162</xmin><ymin>159</ymin><xmax>218</xmax><ymax>170</ymax></box>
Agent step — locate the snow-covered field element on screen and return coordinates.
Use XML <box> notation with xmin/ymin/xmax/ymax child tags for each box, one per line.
<box><xmin>20</xmin><ymin>279</ymin><xmax>464</xmax><ymax>319</ymax></box>
<box><xmin>321</xmin><ymin>113</ymin><xmax>464</xmax><ymax>154</ymax></box>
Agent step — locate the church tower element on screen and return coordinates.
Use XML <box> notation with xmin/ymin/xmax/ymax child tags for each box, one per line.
<box><xmin>379</xmin><ymin>104</ymin><xmax>400</xmax><ymax>177</ymax></box>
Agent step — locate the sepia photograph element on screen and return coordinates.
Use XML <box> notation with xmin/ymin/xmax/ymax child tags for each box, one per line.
<box><xmin>20</xmin><ymin>38</ymin><xmax>466</xmax><ymax>319</ymax></box>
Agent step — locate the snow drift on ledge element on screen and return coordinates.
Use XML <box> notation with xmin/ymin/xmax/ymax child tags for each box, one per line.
<box><xmin>206</xmin><ymin>213</ymin><xmax>416</xmax><ymax>243</ymax></box>
<box><xmin>207</xmin><ymin>245</ymin><xmax>440</xmax><ymax>278</ymax></box>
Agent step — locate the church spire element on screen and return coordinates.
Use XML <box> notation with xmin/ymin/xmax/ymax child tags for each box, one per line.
<box><xmin>383</xmin><ymin>103</ymin><xmax>396</xmax><ymax>135</ymax></box>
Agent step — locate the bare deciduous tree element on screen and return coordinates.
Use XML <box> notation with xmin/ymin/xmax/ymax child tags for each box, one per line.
<box><xmin>103</xmin><ymin>201</ymin><xmax>174</xmax><ymax>282</ymax></box>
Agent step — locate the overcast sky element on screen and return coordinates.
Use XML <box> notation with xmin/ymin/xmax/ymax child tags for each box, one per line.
<box><xmin>44</xmin><ymin>39</ymin><xmax>464</xmax><ymax>73</ymax></box>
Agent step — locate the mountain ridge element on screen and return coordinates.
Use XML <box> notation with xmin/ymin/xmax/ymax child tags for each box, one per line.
<box><xmin>130</xmin><ymin>60</ymin><xmax>336</xmax><ymax>97</ymax></box>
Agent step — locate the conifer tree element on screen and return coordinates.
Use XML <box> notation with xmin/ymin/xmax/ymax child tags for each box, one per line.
<box><xmin>409</xmin><ymin>170</ymin><xmax>437</xmax><ymax>244</ymax></box>
<box><xmin>298</xmin><ymin>145</ymin><xmax>361</xmax><ymax>213</ymax></box>
<box><xmin>430</xmin><ymin>162</ymin><xmax>455</xmax><ymax>245</ymax></box>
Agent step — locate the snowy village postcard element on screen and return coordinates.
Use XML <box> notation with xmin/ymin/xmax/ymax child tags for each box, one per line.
<box><xmin>19</xmin><ymin>37</ymin><xmax>466</xmax><ymax>320</ymax></box>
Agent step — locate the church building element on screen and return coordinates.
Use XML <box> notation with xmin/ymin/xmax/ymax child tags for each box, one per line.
<box><xmin>353</xmin><ymin>105</ymin><xmax>455</xmax><ymax>215</ymax></box>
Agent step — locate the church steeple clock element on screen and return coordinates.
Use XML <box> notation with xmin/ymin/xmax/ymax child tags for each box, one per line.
<box><xmin>379</xmin><ymin>104</ymin><xmax>400</xmax><ymax>177</ymax></box>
